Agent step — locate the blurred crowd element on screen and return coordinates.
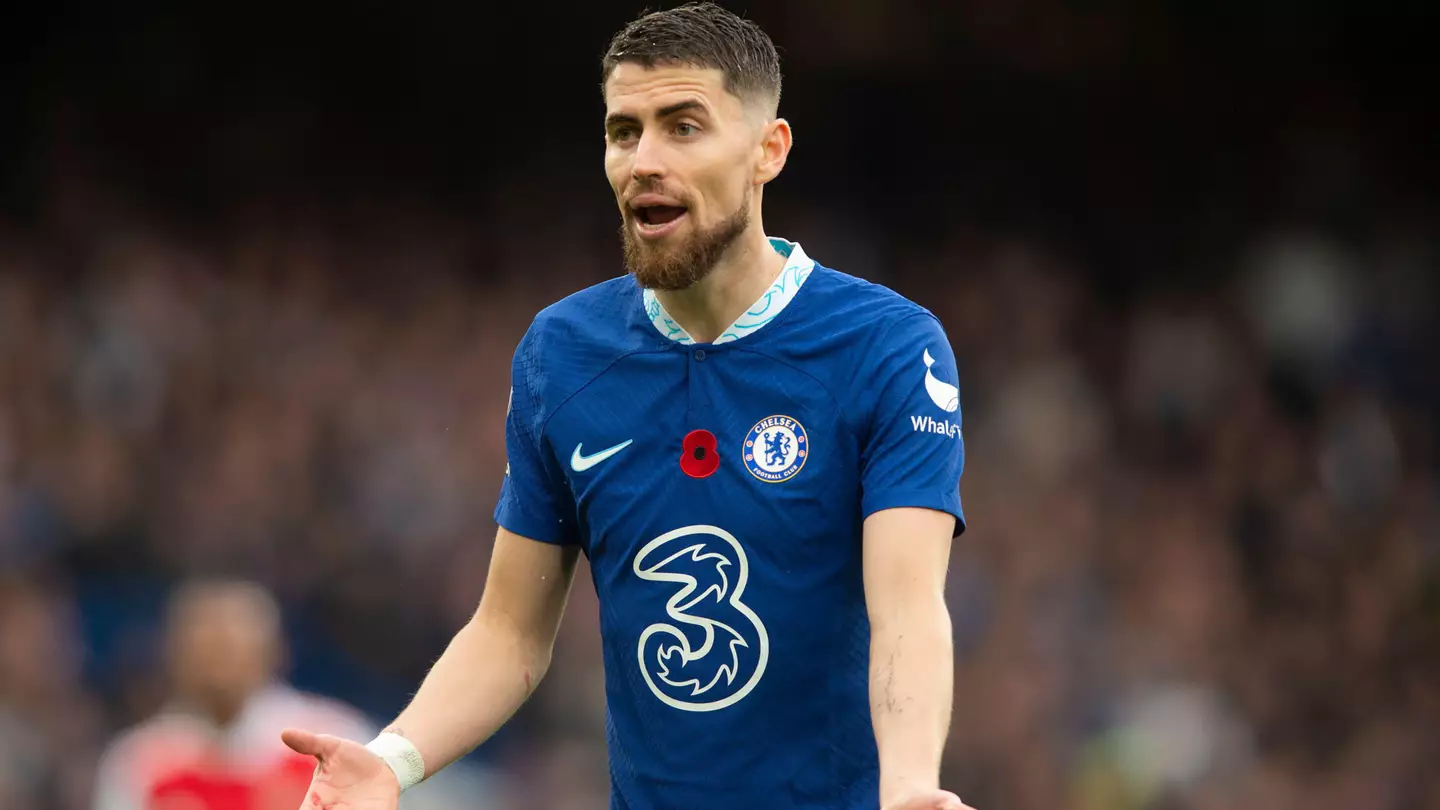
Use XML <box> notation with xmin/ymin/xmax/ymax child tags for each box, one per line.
<box><xmin>1</xmin><ymin>175</ymin><xmax>1436</xmax><ymax>809</ymax></box>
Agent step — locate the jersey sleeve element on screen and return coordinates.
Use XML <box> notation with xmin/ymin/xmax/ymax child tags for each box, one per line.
<box><xmin>493</xmin><ymin>324</ymin><xmax>579</xmax><ymax>545</ymax></box>
<box><xmin>858</xmin><ymin>312</ymin><xmax>967</xmax><ymax>533</ymax></box>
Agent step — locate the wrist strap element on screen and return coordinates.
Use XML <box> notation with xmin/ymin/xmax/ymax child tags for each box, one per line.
<box><xmin>364</xmin><ymin>732</ymin><xmax>426</xmax><ymax>792</ymax></box>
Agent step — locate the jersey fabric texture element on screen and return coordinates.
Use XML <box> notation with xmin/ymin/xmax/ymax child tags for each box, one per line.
<box><xmin>495</xmin><ymin>237</ymin><xmax>966</xmax><ymax>810</ymax></box>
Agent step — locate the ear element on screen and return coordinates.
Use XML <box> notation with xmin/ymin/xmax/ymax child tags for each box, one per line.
<box><xmin>754</xmin><ymin>118</ymin><xmax>792</xmax><ymax>185</ymax></box>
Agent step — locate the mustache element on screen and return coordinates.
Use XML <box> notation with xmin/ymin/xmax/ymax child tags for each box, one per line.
<box><xmin>623</xmin><ymin>180</ymin><xmax>689</xmax><ymax>208</ymax></box>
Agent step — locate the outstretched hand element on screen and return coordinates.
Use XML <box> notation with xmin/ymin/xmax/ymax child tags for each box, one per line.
<box><xmin>281</xmin><ymin>728</ymin><xmax>400</xmax><ymax>810</ymax></box>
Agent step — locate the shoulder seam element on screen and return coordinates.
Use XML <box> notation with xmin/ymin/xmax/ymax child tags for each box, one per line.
<box><xmin>857</xmin><ymin>308</ymin><xmax>944</xmax><ymax>430</ymax></box>
<box><xmin>871</xmin><ymin>309</ymin><xmax>942</xmax><ymax>357</ymax></box>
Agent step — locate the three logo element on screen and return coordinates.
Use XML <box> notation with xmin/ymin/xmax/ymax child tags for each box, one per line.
<box><xmin>633</xmin><ymin>524</ymin><xmax>770</xmax><ymax>712</ymax></box>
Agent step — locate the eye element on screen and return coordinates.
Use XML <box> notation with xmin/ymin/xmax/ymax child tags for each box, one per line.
<box><xmin>674</xmin><ymin>122</ymin><xmax>698</xmax><ymax>137</ymax></box>
<box><xmin>610</xmin><ymin>126</ymin><xmax>638</xmax><ymax>143</ymax></box>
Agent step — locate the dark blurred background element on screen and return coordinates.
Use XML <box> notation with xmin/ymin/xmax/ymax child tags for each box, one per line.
<box><xmin>1</xmin><ymin>1</ymin><xmax>1437</xmax><ymax>809</ymax></box>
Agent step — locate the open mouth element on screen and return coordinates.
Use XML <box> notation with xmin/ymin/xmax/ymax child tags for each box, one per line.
<box><xmin>632</xmin><ymin>204</ymin><xmax>689</xmax><ymax>238</ymax></box>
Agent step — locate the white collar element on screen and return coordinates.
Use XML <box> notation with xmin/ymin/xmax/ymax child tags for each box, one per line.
<box><xmin>642</xmin><ymin>237</ymin><xmax>815</xmax><ymax>345</ymax></box>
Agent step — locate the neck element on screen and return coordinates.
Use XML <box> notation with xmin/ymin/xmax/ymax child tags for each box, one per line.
<box><xmin>654</xmin><ymin>225</ymin><xmax>785</xmax><ymax>344</ymax></box>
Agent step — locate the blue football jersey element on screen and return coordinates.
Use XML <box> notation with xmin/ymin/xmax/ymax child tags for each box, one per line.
<box><xmin>495</xmin><ymin>238</ymin><xmax>966</xmax><ymax>810</ymax></box>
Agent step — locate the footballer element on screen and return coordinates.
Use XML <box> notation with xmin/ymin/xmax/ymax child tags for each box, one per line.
<box><xmin>284</xmin><ymin>4</ymin><xmax>971</xmax><ymax>809</ymax></box>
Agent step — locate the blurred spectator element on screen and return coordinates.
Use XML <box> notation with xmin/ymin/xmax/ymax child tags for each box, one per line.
<box><xmin>0</xmin><ymin>576</ymin><xmax>105</xmax><ymax>810</ymax></box>
<box><xmin>90</xmin><ymin>580</ymin><xmax>363</xmax><ymax>810</ymax></box>
<box><xmin>89</xmin><ymin>579</ymin><xmax>501</xmax><ymax>810</ymax></box>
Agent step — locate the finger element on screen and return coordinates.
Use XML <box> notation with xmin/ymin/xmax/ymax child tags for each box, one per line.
<box><xmin>930</xmin><ymin>791</ymin><xmax>969</xmax><ymax>810</ymax></box>
<box><xmin>280</xmin><ymin>728</ymin><xmax>338</xmax><ymax>760</ymax></box>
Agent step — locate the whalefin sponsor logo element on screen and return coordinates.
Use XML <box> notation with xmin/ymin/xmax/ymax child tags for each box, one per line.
<box><xmin>910</xmin><ymin>414</ymin><xmax>962</xmax><ymax>439</ymax></box>
<box><xmin>923</xmin><ymin>348</ymin><xmax>960</xmax><ymax>413</ymax></box>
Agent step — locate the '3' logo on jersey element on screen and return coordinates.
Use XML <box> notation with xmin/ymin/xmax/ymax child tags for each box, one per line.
<box><xmin>633</xmin><ymin>525</ymin><xmax>770</xmax><ymax>712</ymax></box>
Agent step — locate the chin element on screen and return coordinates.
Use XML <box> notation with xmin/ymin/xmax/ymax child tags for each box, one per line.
<box><xmin>630</xmin><ymin>254</ymin><xmax>701</xmax><ymax>291</ymax></box>
<box><xmin>621</xmin><ymin>200</ymin><xmax>749</xmax><ymax>291</ymax></box>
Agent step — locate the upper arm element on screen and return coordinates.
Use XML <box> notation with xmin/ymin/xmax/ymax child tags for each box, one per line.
<box><xmin>474</xmin><ymin>526</ymin><xmax>581</xmax><ymax>649</ymax></box>
<box><xmin>858</xmin><ymin>312</ymin><xmax>966</xmax><ymax>534</ymax></box>
<box><xmin>862</xmin><ymin>507</ymin><xmax>954</xmax><ymax>621</ymax></box>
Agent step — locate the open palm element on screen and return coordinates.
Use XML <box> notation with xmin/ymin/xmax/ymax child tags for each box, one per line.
<box><xmin>281</xmin><ymin>728</ymin><xmax>400</xmax><ymax>810</ymax></box>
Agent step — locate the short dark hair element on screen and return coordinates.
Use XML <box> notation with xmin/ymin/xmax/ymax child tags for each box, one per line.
<box><xmin>601</xmin><ymin>2</ymin><xmax>782</xmax><ymax>113</ymax></box>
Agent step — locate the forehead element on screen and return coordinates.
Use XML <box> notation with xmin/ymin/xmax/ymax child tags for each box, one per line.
<box><xmin>603</xmin><ymin>62</ymin><xmax>738</xmax><ymax>117</ymax></box>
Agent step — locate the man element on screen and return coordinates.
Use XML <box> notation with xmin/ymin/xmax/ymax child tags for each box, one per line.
<box><xmin>283</xmin><ymin>4</ymin><xmax>971</xmax><ymax>809</ymax></box>
<box><xmin>92</xmin><ymin>579</ymin><xmax>373</xmax><ymax>810</ymax></box>
<box><xmin>93</xmin><ymin>579</ymin><xmax>494</xmax><ymax>810</ymax></box>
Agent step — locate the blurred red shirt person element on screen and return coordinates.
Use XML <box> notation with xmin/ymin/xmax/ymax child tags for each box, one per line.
<box><xmin>91</xmin><ymin>580</ymin><xmax>375</xmax><ymax>810</ymax></box>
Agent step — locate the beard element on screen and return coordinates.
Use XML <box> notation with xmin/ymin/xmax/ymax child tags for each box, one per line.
<box><xmin>622</xmin><ymin>191</ymin><xmax>751</xmax><ymax>291</ymax></box>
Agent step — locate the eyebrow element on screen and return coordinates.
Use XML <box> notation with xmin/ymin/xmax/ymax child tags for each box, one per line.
<box><xmin>605</xmin><ymin>99</ymin><xmax>708</xmax><ymax>130</ymax></box>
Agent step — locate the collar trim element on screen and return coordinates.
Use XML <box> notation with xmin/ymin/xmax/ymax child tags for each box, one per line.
<box><xmin>642</xmin><ymin>237</ymin><xmax>815</xmax><ymax>345</ymax></box>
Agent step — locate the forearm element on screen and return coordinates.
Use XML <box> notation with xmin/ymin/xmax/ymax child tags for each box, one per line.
<box><xmin>385</xmin><ymin>608</ymin><xmax>553</xmax><ymax>777</ymax></box>
<box><xmin>869</xmin><ymin>598</ymin><xmax>954</xmax><ymax>806</ymax></box>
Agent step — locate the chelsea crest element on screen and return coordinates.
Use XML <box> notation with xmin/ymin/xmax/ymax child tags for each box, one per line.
<box><xmin>743</xmin><ymin>415</ymin><xmax>808</xmax><ymax>483</ymax></box>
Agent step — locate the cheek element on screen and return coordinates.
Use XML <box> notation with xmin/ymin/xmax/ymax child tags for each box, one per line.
<box><xmin>698</xmin><ymin>167</ymin><xmax>749</xmax><ymax>215</ymax></box>
<box><xmin>604</xmin><ymin>152</ymin><xmax>631</xmax><ymax>195</ymax></box>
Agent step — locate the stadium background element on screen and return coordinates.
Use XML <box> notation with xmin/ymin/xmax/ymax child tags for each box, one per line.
<box><xmin>1</xmin><ymin>0</ymin><xmax>1437</xmax><ymax>808</ymax></box>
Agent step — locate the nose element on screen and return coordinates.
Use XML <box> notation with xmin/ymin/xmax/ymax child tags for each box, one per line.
<box><xmin>631</xmin><ymin>129</ymin><xmax>667</xmax><ymax>182</ymax></box>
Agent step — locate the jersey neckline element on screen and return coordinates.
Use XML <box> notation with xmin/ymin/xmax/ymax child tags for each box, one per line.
<box><xmin>641</xmin><ymin>237</ymin><xmax>816</xmax><ymax>346</ymax></box>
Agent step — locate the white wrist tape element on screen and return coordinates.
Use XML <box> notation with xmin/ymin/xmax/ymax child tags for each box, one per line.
<box><xmin>364</xmin><ymin>732</ymin><xmax>426</xmax><ymax>792</ymax></box>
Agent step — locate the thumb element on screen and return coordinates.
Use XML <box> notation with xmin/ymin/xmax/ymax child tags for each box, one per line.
<box><xmin>897</xmin><ymin>791</ymin><xmax>970</xmax><ymax>810</ymax></box>
<box><xmin>938</xmin><ymin>792</ymin><xmax>971</xmax><ymax>810</ymax></box>
<box><xmin>280</xmin><ymin>728</ymin><xmax>340</xmax><ymax>761</ymax></box>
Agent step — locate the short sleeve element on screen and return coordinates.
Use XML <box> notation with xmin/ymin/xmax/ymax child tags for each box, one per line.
<box><xmin>493</xmin><ymin>326</ymin><xmax>579</xmax><ymax>545</ymax></box>
<box><xmin>859</xmin><ymin>313</ymin><xmax>967</xmax><ymax>534</ymax></box>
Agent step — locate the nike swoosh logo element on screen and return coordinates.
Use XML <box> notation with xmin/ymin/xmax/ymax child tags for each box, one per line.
<box><xmin>571</xmin><ymin>439</ymin><xmax>634</xmax><ymax>472</ymax></box>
